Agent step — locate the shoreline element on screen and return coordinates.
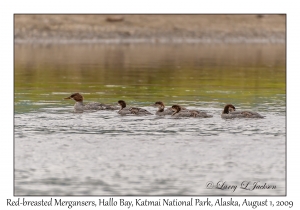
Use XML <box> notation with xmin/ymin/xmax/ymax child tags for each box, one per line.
<box><xmin>15</xmin><ymin>37</ymin><xmax>285</xmax><ymax>44</ymax></box>
<box><xmin>14</xmin><ymin>14</ymin><xmax>286</xmax><ymax>44</ymax></box>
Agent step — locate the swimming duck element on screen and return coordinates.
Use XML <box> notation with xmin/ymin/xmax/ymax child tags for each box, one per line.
<box><xmin>64</xmin><ymin>93</ymin><xmax>119</xmax><ymax>112</ymax></box>
<box><xmin>171</xmin><ymin>105</ymin><xmax>213</xmax><ymax>118</ymax></box>
<box><xmin>118</xmin><ymin>100</ymin><xmax>152</xmax><ymax>115</ymax></box>
<box><xmin>153</xmin><ymin>101</ymin><xmax>174</xmax><ymax>116</ymax></box>
<box><xmin>221</xmin><ymin>104</ymin><xmax>264</xmax><ymax>119</ymax></box>
<box><xmin>153</xmin><ymin>101</ymin><xmax>191</xmax><ymax>116</ymax></box>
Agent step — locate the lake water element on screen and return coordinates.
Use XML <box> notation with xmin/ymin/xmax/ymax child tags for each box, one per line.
<box><xmin>14</xmin><ymin>43</ymin><xmax>286</xmax><ymax>195</ymax></box>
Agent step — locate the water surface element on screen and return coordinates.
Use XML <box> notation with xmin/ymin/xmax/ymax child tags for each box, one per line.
<box><xmin>15</xmin><ymin>43</ymin><xmax>285</xmax><ymax>195</ymax></box>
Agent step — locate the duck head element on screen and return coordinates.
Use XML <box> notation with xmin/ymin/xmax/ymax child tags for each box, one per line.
<box><xmin>64</xmin><ymin>93</ymin><xmax>83</xmax><ymax>102</ymax></box>
<box><xmin>223</xmin><ymin>104</ymin><xmax>236</xmax><ymax>114</ymax></box>
<box><xmin>171</xmin><ymin>104</ymin><xmax>182</xmax><ymax>115</ymax></box>
<box><xmin>153</xmin><ymin>101</ymin><xmax>165</xmax><ymax>112</ymax></box>
<box><xmin>118</xmin><ymin>100</ymin><xmax>126</xmax><ymax>109</ymax></box>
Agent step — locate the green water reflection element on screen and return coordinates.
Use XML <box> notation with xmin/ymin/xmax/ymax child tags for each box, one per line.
<box><xmin>15</xmin><ymin>44</ymin><xmax>285</xmax><ymax>113</ymax></box>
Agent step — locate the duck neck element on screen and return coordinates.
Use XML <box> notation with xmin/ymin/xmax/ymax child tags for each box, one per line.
<box><xmin>74</xmin><ymin>101</ymin><xmax>84</xmax><ymax>111</ymax></box>
<box><xmin>75</xmin><ymin>101</ymin><xmax>84</xmax><ymax>106</ymax></box>
<box><xmin>223</xmin><ymin>107</ymin><xmax>229</xmax><ymax>114</ymax></box>
<box><xmin>158</xmin><ymin>106</ymin><xmax>164</xmax><ymax>112</ymax></box>
<box><xmin>120</xmin><ymin>104</ymin><xmax>126</xmax><ymax>110</ymax></box>
<box><xmin>172</xmin><ymin>109</ymin><xmax>179</xmax><ymax>116</ymax></box>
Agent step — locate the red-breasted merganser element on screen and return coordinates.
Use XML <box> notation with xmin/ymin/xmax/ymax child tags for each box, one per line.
<box><xmin>118</xmin><ymin>100</ymin><xmax>152</xmax><ymax>115</ymax></box>
<box><xmin>64</xmin><ymin>93</ymin><xmax>119</xmax><ymax>112</ymax></box>
<box><xmin>221</xmin><ymin>104</ymin><xmax>264</xmax><ymax>119</ymax></box>
<box><xmin>153</xmin><ymin>101</ymin><xmax>174</xmax><ymax>116</ymax></box>
<box><xmin>171</xmin><ymin>105</ymin><xmax>213</xmax><ymax>118</ymax></box>
<box><xmin>153</xmin><ymin>101</ymin><xmax>190</xmax><ymax>116</ymax></box>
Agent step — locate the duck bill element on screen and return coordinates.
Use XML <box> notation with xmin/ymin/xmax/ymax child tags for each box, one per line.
<box><xmin>64</xmin><ymin>97</ymin><xmax>71</xmax><ymax>100</ymax></box>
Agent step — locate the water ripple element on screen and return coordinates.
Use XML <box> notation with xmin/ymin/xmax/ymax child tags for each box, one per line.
<box><xmin>15</xmin><ymin>103</ymin><xmax>285</xmax><ymax>195</ymax></box>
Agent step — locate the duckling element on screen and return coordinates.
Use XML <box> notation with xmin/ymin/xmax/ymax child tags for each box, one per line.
<box><xmin>171</xmin><ymin>105</ymin><xmax>213</xmax><ymax>118</ymax></box>
<box><xmin>153</xmin><ymin>101</ymin><xmax>174</xmax><ymax>116</ymax></box>
<box><xmin>64</xmin><ymin>93</ymin><xmax>119</xmax><ymax>112</ymax></box>
<box><xmin>118</xmin><ymin>100</ymin><xmax>152</xmax><ymax>115</ymax></box>
<box><xmin>153</xmin><ymin>101</ymin><xmax>191</xmax><ymax>116</ymax></box>
<box><xmin>221</xmin><ymin>104</ymin><xmax>264</xmax><ymax>119</ymax></box>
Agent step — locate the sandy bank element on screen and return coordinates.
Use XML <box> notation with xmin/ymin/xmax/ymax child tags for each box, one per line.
<box><xmin>14</xmin><ymin>14</ymin><xmax>286</xmax><ymax>44</ymax></box>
